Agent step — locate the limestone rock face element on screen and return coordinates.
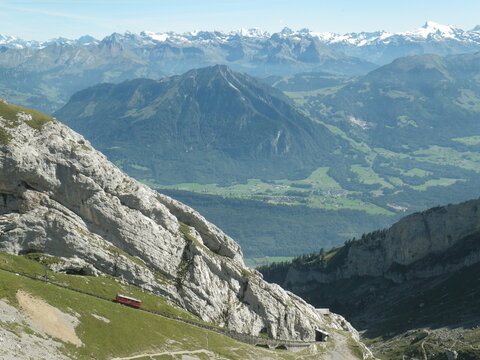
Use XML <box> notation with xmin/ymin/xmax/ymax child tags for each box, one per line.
<box><xmin>0</xmin><ymin>113</ymin><xmax>339</xmax><ymax>341</ymax></box>
<box><xmin>285</xmin><ymin>198</ymin><xmax>480</xmax><ymax>285</ymax></box>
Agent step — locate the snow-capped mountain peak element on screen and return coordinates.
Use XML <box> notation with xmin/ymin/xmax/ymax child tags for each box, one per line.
<box><xmin>0</xmin><ymin>22</ymin><xmax>479</xmax><ymax>52</ymax></box>
<box><xmin>308</xmin><ymin>21</ymin><xmax>480</xmax><ymax>48</ymax></box>
<box><xmin>141</xmin><ymin>31</ymin><xmax>169</xmax><ymax>42</ymax></box>
<box><xmin>0</xmin><ymin>34</ymin><xmax>99</xmax><ymax>49</ymax></box>
<box><xmin>399</xmin><ymin>21</ymin><xmax>461</xmax><ymax>40</ymax></box>
<box><xmin>280</xmin><ymin>27</ymin><xmax>294</xmax><ymax>36</ymax></box>
<box><xmin>0</xmin><ymin>34</ymin><xmax>24</xmax><ymax>49</ymax></box>
<box><xmin>423</xmin><ymin>20</ymin><xmax>455</xmax><ymax>32</ymax></box>
<box><xmin>234</xmin><ymin>28</ymin><xmax>269</xmax><ymax>38</ymax></box>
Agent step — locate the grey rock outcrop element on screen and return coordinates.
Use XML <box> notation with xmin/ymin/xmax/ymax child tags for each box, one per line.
<box><xmin>446</xmin><ymin>350</ymin><xmax>458</xmax><ymax>360</ymax></box>
<box><xmin>0</xmin><ymin>109</ymin><xmax>346</xmax><ymax>342</ymax></box>
<box><xmin>284</xmin><ymin>198</ymin><xmax>480</xmax><ymax>286</ymax></box>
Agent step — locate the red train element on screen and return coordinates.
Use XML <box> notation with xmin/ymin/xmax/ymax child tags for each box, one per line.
<box><xmin>115</xmin><ymin>294</ymin><xmax>142</xmax><ymax>308</ymax></box>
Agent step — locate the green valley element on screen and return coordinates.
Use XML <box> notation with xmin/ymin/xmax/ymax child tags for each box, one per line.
<box><xmin>52</xmin><ymin>57</ymin><xmax>480</xmax><ymax>260</ymax></box>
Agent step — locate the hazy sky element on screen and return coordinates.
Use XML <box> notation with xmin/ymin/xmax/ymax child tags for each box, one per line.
<box><xmin>0</xmin><ymin>0</ymin><xmax>479</xmax><ymax>40</ymax></box>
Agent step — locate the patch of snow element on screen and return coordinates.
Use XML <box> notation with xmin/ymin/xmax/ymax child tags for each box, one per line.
<box><xmin>387</xmin><ymin>203</ymin><xmax>408</xmax><ymax>212</ymax></box>
<box><xmin>226</xmin><ymin>80</ymin><xmax>240</xmax><ymax>92</ymax></box>
<box><xmin>233</xmin><ymin>28</ymin><xmax>269</xmax><ymax>38</ymax></box>
<box><xmin>398</xmin><ymin>21</ymin><xmax>460</xmax><ymax>40</ymax></box>
<box><xmin>143</xmin><ymin>31</ymin><xmax>169</xmax><ymax>42</ymax></box>
<box><xmin>348</xmin><ymin>116</ymin><xmax>369</xmax><ymax>130</ymax></box>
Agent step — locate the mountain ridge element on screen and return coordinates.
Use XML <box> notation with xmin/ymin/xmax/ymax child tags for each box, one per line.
<box><xmin>54</xmin><ymin>65</ymin><xmax>351</xmax><ymax>185</ymax></box>
<box><xmin>2</xmin><ymin>21</ymin><xmax>480</xmax><ymax>50</ymax></box>
<box><xmin>259</xmin><ymin>197</ymin><xmax>480</xmax><ymax>359</ymax></box>
<box><xmin>306</xmin><ymin>52</ymin><xmax>480</xmax><ymax>150</ymax></box>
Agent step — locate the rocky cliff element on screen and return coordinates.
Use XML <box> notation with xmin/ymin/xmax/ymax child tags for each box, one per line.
<box><xmin>0</xmin><ymin>101</ymin><xmax>358</xmax><ymax>344</ymax></box>
<box><xmin>260</xmin><ymin>198</ymin><xmax>480</xmax><ymax>359</ymax></box>
<box><xmin>283</xmin><ymin>198</ymin><xmax>480</xmax><ymax>286</ymax></box>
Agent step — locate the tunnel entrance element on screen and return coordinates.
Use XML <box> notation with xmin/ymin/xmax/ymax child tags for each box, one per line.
<box><xmin>64</xmin><ymin>268</ymin><xmax>89</xmax><ymax>276</ymax></box>
<box><xmin>315</xmin><ymin>329</ymin><xmax>329</xmax><ymax>342</ymax></box>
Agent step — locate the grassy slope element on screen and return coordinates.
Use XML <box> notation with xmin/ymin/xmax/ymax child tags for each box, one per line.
<box><xmin>0</xmin><ymin>101</ymin><xmax>54</xmax><ymax>130</ymax></box>
<box><xmin>0</xmin><ymin>251</ymin><xmax>329</xmax><ymax>359</ymax></box>
<box><xmin>0</xmin><ymin>100</ymin><xmax>55</xmax><ymax>144</ymax></box>
<box><xmin>281</xmin><ymin>56</ymin><xmax>480</xmax><ymax>215</ymax></box>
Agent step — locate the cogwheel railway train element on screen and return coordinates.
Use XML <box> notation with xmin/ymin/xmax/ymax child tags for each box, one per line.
<box><xmin>115</xmin><ymin>294</ymin><xmax>142</xmax><ymax>308</ymax></box>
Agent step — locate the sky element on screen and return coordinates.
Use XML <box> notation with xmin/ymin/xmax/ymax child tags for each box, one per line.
<box><xmin>0</xmin><ymin>0</ymin><xmax>479</xmax><ymax>40</ymax></box>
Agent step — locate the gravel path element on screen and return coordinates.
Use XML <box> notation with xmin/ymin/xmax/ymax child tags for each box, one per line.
<box><xmin>324</xmin><ymin>331</ymin><xmax>367</xmax><ymax>360</ymax></box>
<box><xmin>112</xmin><ymin>349</ymin><xmax>217</xmax><ymax>359</ymax></box>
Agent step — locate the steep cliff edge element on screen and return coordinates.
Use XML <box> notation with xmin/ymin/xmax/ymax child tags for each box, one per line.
<box><xmin>0</xmin><ymin>100</ymin><xmax>365</xmax><ymax>349</ymax></box>
<box><xmin>284</xmin><ymin>199</ymin><xmax>480</xmax><ymax>285</ymax></box>
<box><xmin>260</xmin><ymin>199</ymin><xmax>480</xmax><ymax>359</ymax></box>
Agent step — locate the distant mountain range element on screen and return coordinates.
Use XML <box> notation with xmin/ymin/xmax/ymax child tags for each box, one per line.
<box><xmin>2</xmin><ymin>27</ymin><xmax>480</xmax><ymax>260</ymax></box>
<box><xmin>317</xmin><ymin>21</ymin><xmax>480</xmax><ymax>64</ymax></box>
<box><xmin>0</xmin><ymin>28</ymin><xmax>375</xmax><ymax>113</ymax></box>
<box><xmin>0</xmin><ymin>34</ymin><xmax>98</xmax><ymax>49</ymax></box>
<box><xmin>1</xmin><ymin>21</ymin><xmax>479</xmax><ymax>113</ymax></box>
<box><xmin>2</xmin><ymin>22</ymin><xmax>479</xmax><ymax>51</ymax></box>
<box><xmin>2</xmin><ymin>21</ymin><xmax>479</xmax><ymax>63</ymax></box>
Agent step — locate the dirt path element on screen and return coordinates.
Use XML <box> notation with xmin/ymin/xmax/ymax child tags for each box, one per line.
<box><xmin>112</xmin><ymin>349</ymin><xmax>216</xmax><ymax>359</ymax></box>
<box><xmin>16</xmin><ymin>289</ymin><xmax>82</xmax><ymax>347</ymax></box>
<box><xmin>323</xmin><ymin>331</ymin><xmax>364</xmax><ymax>360</ymax></box>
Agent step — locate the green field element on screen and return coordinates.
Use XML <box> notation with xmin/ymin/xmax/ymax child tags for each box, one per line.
<box><xmin>155</xmin><ymin>142</ymin><xmax>479</xmax><ymax>217</ymax></box>
<box><xmin>413</xmin><ymin>145</ymin><xmax>480</xmax><ymax>173</ymax></box>
<box><xmin>453</xmin><ymin>135</ymin><xmax>480</xmax><ymax>146</ymax></box>
<box><xmin>156</xmin><ymin>168</ymin><xmax>392</xmax><ymax>216</ymax></box>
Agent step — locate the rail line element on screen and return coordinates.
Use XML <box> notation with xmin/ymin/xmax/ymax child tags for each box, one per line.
<box><xmin>0</xmin><ymin>266</ymin><xmax>317</xmax><ymax>350</ymax></box>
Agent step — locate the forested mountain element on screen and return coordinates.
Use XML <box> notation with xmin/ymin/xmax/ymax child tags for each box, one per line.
<box><xmin>306</xmin><ymin>52</ymin><xmax>480</xmax><ymax>150</ymax></box>
<box><xmin>55</xmin><ymin>65</ymin><xmax>352</xmax><ymax>184</ymax></box>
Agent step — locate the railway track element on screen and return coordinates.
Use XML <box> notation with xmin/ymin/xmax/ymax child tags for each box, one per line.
<box><xmin>0</xmin><ymin>266</ymin><xmax>316</xmax><ymax>349</ymax></box>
